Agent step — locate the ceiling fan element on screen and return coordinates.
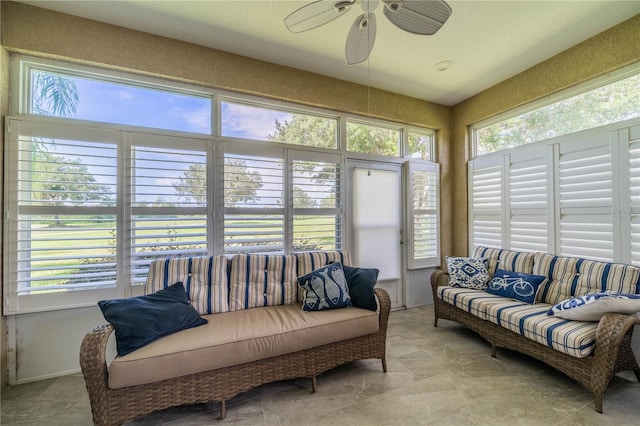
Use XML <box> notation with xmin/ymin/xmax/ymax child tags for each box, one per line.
<box><xmin>284</xmin><ymin>0</ymin><xmax>452</xmax><ymax>65</ymax></box>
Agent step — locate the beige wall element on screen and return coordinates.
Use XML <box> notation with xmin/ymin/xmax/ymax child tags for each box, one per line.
<box><xmin>451</xmin><ymin>14</ymin><xmax>640</xmax><ymax>256</ymax></box>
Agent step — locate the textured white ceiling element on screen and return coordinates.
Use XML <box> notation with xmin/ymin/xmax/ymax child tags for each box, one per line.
<box><xmin>18</xmin><ymin>0</ymin><xmax>640</xmax><ymax>106</ymax></box>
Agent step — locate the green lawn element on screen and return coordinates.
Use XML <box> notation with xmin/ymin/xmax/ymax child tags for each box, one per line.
<box><xmin>26</xmin><ymin>216</ymin><xmax>337</xmax><ymax>288</ymax></box>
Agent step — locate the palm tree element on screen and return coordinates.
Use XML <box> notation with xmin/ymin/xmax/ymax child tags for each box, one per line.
<box><xmin>31</xmin><ymin>70</ymin><xmax>79</xmax><ymax>117</ymax></box>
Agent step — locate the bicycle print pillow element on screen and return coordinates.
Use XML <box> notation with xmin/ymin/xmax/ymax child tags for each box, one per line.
<box><xmin>485</xmin><ymin>269</ymin><xmax>547</xmax><ymax>304</ymax></box>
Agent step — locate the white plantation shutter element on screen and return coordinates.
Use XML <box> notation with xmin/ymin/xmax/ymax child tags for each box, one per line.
<box><xmin>223</xmin><ymin>144</ymin><xmax>285</xmax><ymax>254</ymax></box>
<box><xmin>627</xmin><ymin>125</ymin><xmax>640</xmax><ymax>266</ymax></box>
<box><xmin>130</xmin><ymin>134</ymin><xmax>210</xmax><ymax>285</ymax></box>
<box><xmin>406</xmin><ymin>161</ymin><xmax>439</xmax><ymax>269</ymax></box>
<box><xmin>469</xmin><ymin>157</ymin><xmax>503</xmax><ymax>249</ymax></box>
<box><xmin>508</xmin><ymin>147</ymin><xmax>551</xmax><ymax>252</ymax></box>
<box><xmin>470</xmin><ymin>121</ymin><xmax>639</xmax><ymax>265</ymax></box>
<box><xmin>557</xmin><ymin>135</ymin><xmax>615</xmax><ymax>261</ymax></box>
<box><xmin>5</xmin><ymin>120</ymin><xmax>119</xmax><ymax>312</ymax></box>
<box><xmin>291</xmin><ymin>151</ymin><xmax>343</xmax><ymax>251</ymax></box>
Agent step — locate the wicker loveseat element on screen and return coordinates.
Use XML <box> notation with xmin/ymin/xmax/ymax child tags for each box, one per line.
<box><xmin>80</xmin><ymin>251</ymin><xmax>390</xmax><ymax>426</ymax></box>
<box><xmin>431</xmin><ymin>246</ymin><xmax>640</xmax><ymax>413</ymax></box>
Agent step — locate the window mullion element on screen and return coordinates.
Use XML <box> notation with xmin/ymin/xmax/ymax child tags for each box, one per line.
<box><xmin>119</xmin><ymin>132</ymin><xmax>131</xmax><ymax>297</ymax></box>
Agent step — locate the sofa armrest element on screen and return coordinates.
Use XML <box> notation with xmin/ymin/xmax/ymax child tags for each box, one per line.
<box><xmin>430</xmin><ymin>269</ymin><xmax>449</xmax><ymax>300</ymax></box>
<box><xmin>592</xmin><ymin>312</ymin><xmax>640</xmax><ymax>392</ymax></box>
<box><xmin>80</xmin><ymin>324</ymin><xmax>114</xmax><ymax>421</ymax></box>
<box><xmin>374</xmin><ymin>288</ymin><xmax>391</xmax><ymax>333</ymax></box>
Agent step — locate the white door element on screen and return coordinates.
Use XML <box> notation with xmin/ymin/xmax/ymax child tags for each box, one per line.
<box><xmin>348</xmin><ymin>161</ymin><xmax>403</xmax><ymax>308</ymax></box>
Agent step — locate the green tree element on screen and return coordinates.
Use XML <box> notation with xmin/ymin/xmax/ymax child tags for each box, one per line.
<box><xmin>33</xmin><ymin>151</ymin><xmax>112</xmax><ymax>226</ymax></box>
<box><xmin>267</xmin><ymin>114</ymin><xmax>336</xmax><ymax>148</ymax></box>
<box><xmin>173</xmin><ymin>160</ymin><xmax>263</xmax><ymax>207</ymax></box>
<box><xmin>31</xmin><ymin>70</ymin><xmax>79</xmax><ymax>118</ymax></box>
<box><xmin>477</xmin><ymin>75</ymin><xmax>640</xmax><ymax>154</ymax></box>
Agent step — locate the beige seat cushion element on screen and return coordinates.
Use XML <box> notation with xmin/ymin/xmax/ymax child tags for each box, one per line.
<box><xmin>108</xmin><ymin>304</ymin><xmax>379</xmax><ymax>388</ymax></box>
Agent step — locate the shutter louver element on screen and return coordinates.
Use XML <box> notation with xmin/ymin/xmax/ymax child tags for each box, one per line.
<box><xmin>508</xmin><ymin>149</ymin><xmax>549</xmax><ymax>252</ymax></box>
<box><xmin>292</xmin><ymin>157</ymin><xmax>342</xmax><ymax>251</ymax></box>
<box><xmin>470</xmin><ymin>159</ymin><xmax>503</xmax><ymax>249</ymax></box>
<box><xmin>558</xmin><ymin>138</ymin><xmax>614</xmax><ymax>261</ymax></box>
<box><xmin>131</xmin><ymin>144</ymin><xmax>208</xmax><ymax>284</ymax></box>
<box><xmin>224</xmin><ymin>151</ymin><xmax>285</xmax><ymax>254</ymax></box>
<box><xmin>629</xmin><ymin>126</ymin><xmax>640</xmax><ymax>266</ymax></box>
<box><xmin>407</xmin><ymin>161</ymin><xmax>439</xmax><ymax>269</ymax></box>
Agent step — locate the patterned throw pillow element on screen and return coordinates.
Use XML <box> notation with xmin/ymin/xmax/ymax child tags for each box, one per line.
<box><xmin>547</xmin><ymin>293</ymin><xmax>640</xmax><ymax>321</ymax></box>
<box><xmin>297</xmin><ymin>262</ymin><xmax>352</xmax><ymax>311</ymax></box>
<box><xmin>446</xmin><ymin>256</ymin><xmax>490</xmax><ymax>290</ymax></box>
<box><xmin>486</xmin><ymin>269</ymin><xmax>547</xmax><ymax>304</ymax></box>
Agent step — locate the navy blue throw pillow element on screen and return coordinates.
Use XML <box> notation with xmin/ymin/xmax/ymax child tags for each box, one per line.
<box><xmin>343</xmin><ymin>265</ymin><xmax>379</xmax><ymax>311</ymax></box>
<box><xmin>98</xmin><ymin>282</ymin><xmax>207</xmax><ymax>356</ymax></box>
<box><xmin>297</xmin><ymin>262</ymin><xmax>352</xmax><ymax>311</ymax></box>
<box><xmin>486</xmin><ymin>269</ymin><xmax>547</xmax><ymax>304</ymax></box>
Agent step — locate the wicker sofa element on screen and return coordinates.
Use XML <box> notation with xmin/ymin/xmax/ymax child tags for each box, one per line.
<box><xmin>431</xmin><ymin>246</ymin><xmax>640</xmax><ymax>413</ymax></box>
<box><xmin>80</xmin><ymin>251</ymin><xmax>390</xmax><ymax>426</ymax></box>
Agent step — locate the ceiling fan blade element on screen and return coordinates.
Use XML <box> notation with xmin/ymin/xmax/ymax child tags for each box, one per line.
<box><xmin>284</xmin><ymin>0</ymin><xmax>355</xmax><ymax>33</ymax></box>
<box><xmin>383</xmin><ymin>0</ymin><xmax>452</xmax><ymax>35</ymax></box>
<box><xmin>345</xmin><ymin>12</ymin><xmax>377</xmax><ymax>65</ymax></box>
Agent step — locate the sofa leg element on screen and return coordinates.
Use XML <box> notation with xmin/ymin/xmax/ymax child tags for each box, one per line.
<box><xmin>434</xmin><ymin>317</ymin><xmax>438</xmax><ymax>327</ymax></box>
<box><xmin>381</xmin><ymin>357</ymin><xmax>387</xmax><ymax>372</ymax></box>
<box><xmin>634</xmin><ymin>368</ymin><xmax>640</xmax><ymax>382</ymax></box>
<box><xmin>594</xmin><ymin>393</ymin><xmax>603</xmax><ymax>413</ymax></box>
<box><xmin>491</xmin><ymin>343</ymin><xmax>497</xmax><ymax>358</ymax></box>
<box><xmin>311</xmin><ymin>376</ymin><xmax>317</xmax><ymax>393</ymax></box>
<box><xmin>219</xmin><ymin>400</ymin><xmax>226</xmax><ymax>419</ymax></box>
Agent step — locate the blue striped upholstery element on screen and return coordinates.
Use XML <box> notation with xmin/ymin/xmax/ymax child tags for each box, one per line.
<box><xmin>574</xmin><ymin>259</ymin><xmax>640</xmax><ymax>296</ymax></box>
<box><xmin>295</xmin><ymin>251</ymin><xmax>352</xmax><ymax>303</ymax></box>
<box><xmin>145</xmin><ymin>255</ymin><xmax>229</xmax><ymax>314</ymax></box>
<box><xmin>483</xmin><ymin>302</ymin><xmax>597</xmax><ymax>358</ymax></box>
<box><xmin>229</xmin><ymin>254</ymin><xmax>297</xmax><ymax>311</ymax></box>
<box><xmin>437</xmin><ymin>286</ymin><xmax>508</xmax><ymax>317</ymax></box>
<box><xmin>533</xmin><ymin>253</ymin><xmax>580</xmax><ymax>304</ymax></box>
<box><xmin>472</xmin><ymin>246</ymin><xmax>535</xmax><ymax>276</ymax></box>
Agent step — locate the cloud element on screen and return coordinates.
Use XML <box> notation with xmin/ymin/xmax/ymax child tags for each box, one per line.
<box><xmin>221</xmin><ymin>103</ymin><xmax>291</xmax><ymax>140</ymax></box>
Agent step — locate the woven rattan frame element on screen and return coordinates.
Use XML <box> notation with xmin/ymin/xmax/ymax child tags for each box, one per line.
<box><xmin>80</xmin><ymin>288</ymin><xmax>390</xmax><ymax>426</ymax></box>
<box><xmin>431</xmin><ymin>270</ymin><xmax>640</xmax><ymax>412</ymax></box>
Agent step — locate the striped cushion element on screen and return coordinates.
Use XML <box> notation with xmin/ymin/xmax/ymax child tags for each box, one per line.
<box><xmin>574</xmin><ymin>260</ymin><xmax>640</xmax><ymax>296</ymax></box>
<box><xmin>533</xmin><ymin>253</ymin><xmax>580</xmax><ymax>304</ymax></box>
<box><xmin>145</xmin><ymin>255</ymin><xmax>229</xmax><ymax>314</ymax></box>
<box><xmin>472</xmin><ymin>246</ymin><xmax>535</xmax><ymax>276</ymax></box>
<box><xmin>295</xmin><ymin>251</ymin><xmax>352</xmax><ymax>303</ymax></box>
<box><xmin>438</xmin><ymin>286</ymin><xmax>508</xmax><ymax>317</ymax></box>
<box><xmin>483</xmin><ymin>302</ymin><xmax>597</xmax><ymax>358</ymax></box>
<box><xmin>229</xmin><ymin>254</ymin><xmax>297</xmax><ymax>311</ymax></box>
<box><xmin>472</xmin><ymin>247</ymin><xmax>501</xmax><ymax>276</ymax></box>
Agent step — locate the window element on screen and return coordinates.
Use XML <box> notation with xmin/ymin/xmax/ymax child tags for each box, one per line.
<box><xmin>475</xmin><ymin>71</ymin><xmax>640</xmax><ymax>156</ymax></box>
<box><xmin>223</xmin><ymin>145</ymin><xmax>285</xmax><ymax>254</ymax></box>
<box><xmin>292</xmin><ymin>152</ymin><xmax>343</xmax><ymax>251</ymax></box>
<box><xmin>130</xmin><ymin>136</ymin><xmax>210</xmax><ymax>284</ymax></box>
<box><xmin>407</xmin><ymin>130</ymin><xmax>435</xmax><ymax>161</ymax></box>
<box><xmin>5</xmin><ymin>120</ymin><xmax>119</xmax><ymax>311</ymax></box>
<box><xmin>346</xmin><ymin>121</ymin><xmax>400</xmax><ymax>156</ymax></box>
<box><xmin>221</xmin><ymin>100</ymin><xmax>337</xmax><ymax>148</ymax></box>
<box><xmin>6</xmin><ymin>56</ymin><xmax>440</xmax><ymax>313</ymax></box>
<box><xmin>26</xmin><ymin>63</ymin><xmax>212</xmax><ymax>133</ymax></box>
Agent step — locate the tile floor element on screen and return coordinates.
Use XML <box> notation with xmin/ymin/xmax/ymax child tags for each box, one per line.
<box><xmin>2</xmin><ymin>305</ymin><xmax>639</xmax><ymax>425</ymax></box>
